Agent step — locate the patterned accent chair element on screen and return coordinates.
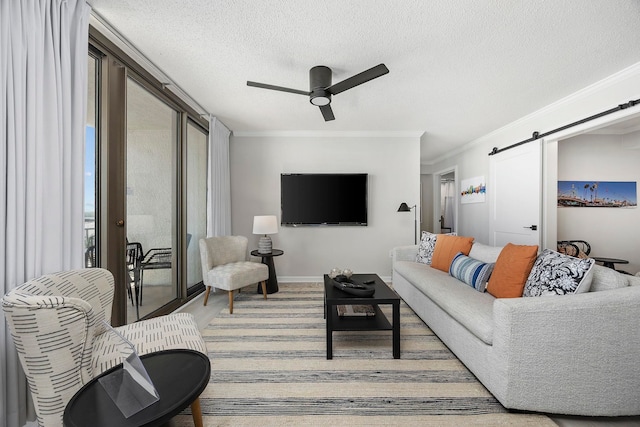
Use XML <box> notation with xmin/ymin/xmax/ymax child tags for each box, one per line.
<box><xmin>1</xmin><ymin>268</ymin><xmax>207</xmax><ymax>427</ymax></box>
<box><xmin>199</xmin><ymin>235</ymin><xmax>269</xmax><ymax>314</ymax></box>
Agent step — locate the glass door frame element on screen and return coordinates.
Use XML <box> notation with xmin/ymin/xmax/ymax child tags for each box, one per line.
<box><xmin>89</xmin><ymin>27</ymin><xmax>209</xmax><ymax>326</ymax></box>
<box><xmin>184</xmin><ymin>118</ymin><xmax>208</xmax><ymax>297</ymax></box>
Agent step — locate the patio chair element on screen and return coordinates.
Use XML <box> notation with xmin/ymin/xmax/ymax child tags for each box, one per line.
<box><xmin>138</xmin><ymin>233</ymin><xmax>192</xmax><ymax>305</ymax></box>
<box><xmin>126</xmin><ymin>241</ymin><xmax>144</xmax><ymax>319</ymax></box>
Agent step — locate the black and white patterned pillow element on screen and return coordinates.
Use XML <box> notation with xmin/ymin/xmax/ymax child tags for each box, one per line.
<box><xmin>416</xmin><ymin>231</ymin><xmax>457</xmax><ymax>264</ymax></box>
<box><xmin>416</xmin><ymin>232</ymin><xmax>437</xmax><ymax>264</ymax></box>
<box><xmin>523</xmin><ymin>249</ymin><xmax>595</xmax><ymax>297</ymax></box>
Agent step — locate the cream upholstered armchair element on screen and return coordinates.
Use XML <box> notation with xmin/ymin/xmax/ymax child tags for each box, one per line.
<box><xmin>199</xmin><ymin>235</ymin><xmax>269</xmax><ymax>313</ymax></box>
<box><xmin>1</xmin><ymin>268</ymin><xmax>207</xmax><ymax>427</ymax></box>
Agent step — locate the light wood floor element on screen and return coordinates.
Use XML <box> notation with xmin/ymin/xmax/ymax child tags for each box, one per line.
<box><xmin>174</xmin><ymin>286</ymin><xmax>640</xmax><ymax>427</ymax></box>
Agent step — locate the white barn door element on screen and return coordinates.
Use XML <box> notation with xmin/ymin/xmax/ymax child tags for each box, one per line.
<box><xmin>489</xmin><ymin>140</ymin><xmax>542</xmax><ymax>247</ymax></box>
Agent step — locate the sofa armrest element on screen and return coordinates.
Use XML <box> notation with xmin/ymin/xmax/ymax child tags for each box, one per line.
<box><xmin>390</xmin><ymin>245</ymin><xmax>418</xmax><ymax>264</ymax></box>
<box><xmin>491</xmin><ymin>286</ymin><xmax>640</xmax><ymax>415</ymax></box>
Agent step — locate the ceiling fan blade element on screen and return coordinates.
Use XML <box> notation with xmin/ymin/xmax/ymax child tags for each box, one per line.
<box><xmin>247</xmin><ymin>81</ymin><xmax>310</xmax><ymax>96</ymax></box>
<box><xmin>319</xmin><ymin>104</ymin><xmax>335</xmax><ymax>121</ymax></box>
<box><xmin>326</xmin><ymin>63</ymin><xmax>389</xmax><ymax>95</ymax></box>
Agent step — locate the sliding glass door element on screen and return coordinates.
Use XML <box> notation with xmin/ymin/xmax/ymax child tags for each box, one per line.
<box><xmin>88</xmin><ymin>29</ymin><xmax>209</xmax><ymax>325</ymax></box>
<box><xmin>125</xmin><ymin>77</ymin><xmax>179</xmax><ymax>322</ymax></box>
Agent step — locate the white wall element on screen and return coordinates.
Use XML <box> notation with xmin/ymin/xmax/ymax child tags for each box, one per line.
<box><xmin>425</xmin><ymin>62</ymin><xmax>640</xmax><ymax>248</ymax></box>
<box><xmin>230</xmin><ymin>134</ymin><xmax>421</xmax><ymax>281</ymax></box>
<box><xmin>558</xmin><ymin>133</ymin><xmax>640</xmax><ymax>273</ymax></box>
<box><xmin>420</xmin><ymin>174</ymin><xmax>433</xmax><ymax>233</ymax></box>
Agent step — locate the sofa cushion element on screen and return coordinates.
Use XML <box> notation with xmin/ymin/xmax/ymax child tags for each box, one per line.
<box><xmin>394</xmin><ymin>261</ymin><xmax>495</xmax><ymax>345</ymax></box>
<box><xmin>523</xmin><ymin>249</ymin><xmax>595</xmax><ymax>297</ymax></box>
<box><xmin>589</xmin><ymin>264</ymin><xmax>631</xmax><ymax>292</ymax></box>
<box><xmin>449</xmin><ymin>252</ymin><xmax>495</xmax><ymax>292</ymax></box>
<box><xmin>486</xmin><ymin>243</ymin><xmax>538</xmax><ymax>298</ymax></box>
<box><xmin>468</xmin><ymin>242</ymin><xmax>503</xmax><ymax>264</ymax></box>
<box><xmin>431</xmin><ymin>235</ymin><xmax>474</xmax><ymax>272</ymax></box>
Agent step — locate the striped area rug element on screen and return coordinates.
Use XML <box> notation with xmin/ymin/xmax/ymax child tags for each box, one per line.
<box><xmin>174</xmin><ymin>283</ymin><xmax>554</xmax><ymax>426</ymax></box>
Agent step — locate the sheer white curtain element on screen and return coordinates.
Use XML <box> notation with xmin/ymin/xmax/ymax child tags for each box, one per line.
<box><xmin>441</xmin><ymin>180</ymin><xmax>455</xmax><ymax>232</ymax></box>
<box><xmin>207</xmin><ymin>116</ymin><xmax>232</xmax><ymax>237</ymax></box>
<box><xmin>1</xmin><ymin>1</ymin><xmax>90</xmax><ymax>425</ymax></box>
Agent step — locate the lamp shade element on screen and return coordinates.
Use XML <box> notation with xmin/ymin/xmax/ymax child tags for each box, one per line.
<box><xmin>397</xmin><ymin>202</ymin><xmax>417</xmax><ymax>244</ymax></box>
<box><xmin>252</xmin><ymin>215</ymin><xmax>278</xmax><ymax>235</ymax></box>
<box><xmin>397</xmin><ymin>202</ymin><xmax>412</xmax><ymax>212</ymax></box>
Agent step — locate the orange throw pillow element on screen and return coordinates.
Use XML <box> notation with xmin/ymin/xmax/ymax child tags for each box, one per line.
<box><xmin>430</xmin><ymin>235</ymin><xmax>474</xmax><ymax>272</ymax></box>
<box><xmin>486</xmin><ymin>243</ymin><xmax>539</xmax><ymax>298</ymax></box>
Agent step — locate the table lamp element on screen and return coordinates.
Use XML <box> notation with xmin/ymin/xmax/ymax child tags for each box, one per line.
<box><xmin>397</xmin><ymin>202</ymin><xmax>417</xmax><ymax>244</ymax></box>
<box><xmin>253</xmin><ymin>215</ymin><xmax>278</xmax><ymax>254</ymax></box>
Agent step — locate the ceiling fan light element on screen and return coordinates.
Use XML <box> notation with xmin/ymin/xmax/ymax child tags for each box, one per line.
<box><xmin>310</xmin><ymin>95</ymin><xmax>330</xmax><ymax>106</ymax></box>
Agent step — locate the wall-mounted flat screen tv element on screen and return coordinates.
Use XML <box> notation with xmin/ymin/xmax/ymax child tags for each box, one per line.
<box><xmin>281</xmin><ymin>173</ymin><xmax>368</xmax><ymax>226</ymax></box>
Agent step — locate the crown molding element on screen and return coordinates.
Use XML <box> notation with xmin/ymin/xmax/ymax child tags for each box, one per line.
<box><xmin>232</xmin><ymin>130</ymin><xmax>424</xmax><ymax>139</ymax></box>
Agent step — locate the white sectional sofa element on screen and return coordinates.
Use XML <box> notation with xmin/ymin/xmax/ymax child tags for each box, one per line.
<box><xmin>391</xmin><ymin>242</ymin><xmax>640</xmax><ymax>416</ymax></box>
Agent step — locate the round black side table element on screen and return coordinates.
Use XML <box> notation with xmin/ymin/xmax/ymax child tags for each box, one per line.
<box><xmin>251</xmin><ymin>249</ymin><xmax>283</xmax><ymax>294</ymax></box>
<box><xmin>592</xmin><ymin>256</ymin><xmax>629</xmax><ymax>270</ymax></box>
<box><xmin>63</xmin><ymin>349</ymin><xmax>210</xmax><ymax>427</ymax></box>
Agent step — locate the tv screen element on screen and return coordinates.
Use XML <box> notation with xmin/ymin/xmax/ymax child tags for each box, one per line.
<box><xmin>281</xmin><ymin>173</ymin><xmax>368</xmax><ymax>226</ymax></box>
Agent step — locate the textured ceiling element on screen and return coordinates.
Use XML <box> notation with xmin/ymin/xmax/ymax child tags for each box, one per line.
<box><xmin>87</xmin><ymin>0</ymin><xmax>640</xmax><ymax>163</ymax></box>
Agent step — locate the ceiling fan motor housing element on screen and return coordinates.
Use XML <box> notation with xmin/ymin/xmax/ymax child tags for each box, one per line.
<box><xmin>309</xmin><ymin>66</ymin><xmax>332</xmax><ymax>106</ymax></box>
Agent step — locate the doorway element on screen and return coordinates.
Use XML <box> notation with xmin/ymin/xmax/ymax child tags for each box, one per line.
<box><xmin>440</xmin><ymin>172</ymin><xmax>456</xmax><ymax>233</ymax></box>
<box><xmin>433</xmin><ymin>167</ymin><xmax>458</xmax><ymax>234</ymax></box>
<box><xmin>554</xmin><ymin>116</ymin><xmax>640</xmax><ymax>274</ymax></box>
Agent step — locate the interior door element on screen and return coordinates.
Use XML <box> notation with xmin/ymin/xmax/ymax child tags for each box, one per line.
<box><xmin>489</xmin><ymin>140</ymin><xmax>542</xmax><ymax>247</ymax></box>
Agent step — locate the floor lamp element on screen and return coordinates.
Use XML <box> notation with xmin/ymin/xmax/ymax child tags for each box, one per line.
<box><xmin>397</xmin><ymin>202</ymin><xmax>417</xmax><ymax>244</ymax></box>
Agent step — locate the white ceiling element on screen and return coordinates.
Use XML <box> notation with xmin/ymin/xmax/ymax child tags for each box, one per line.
<box><xmin>87</xmin><ymin>0</ymin><xmax>640</xmax><ymax>163</ymax></box>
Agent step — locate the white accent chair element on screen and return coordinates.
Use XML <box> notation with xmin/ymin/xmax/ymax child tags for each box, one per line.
<box><xmin>199</xmin><ymin>235</ymin><xmax>269</xmax><ymax>314</ymax></box>
<box><xmin>1</xmin><ymin>268</ymin><xmax>207</xmax><ymax>427</ymax></box>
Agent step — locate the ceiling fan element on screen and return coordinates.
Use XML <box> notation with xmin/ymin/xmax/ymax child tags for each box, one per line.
<box><xmin>247</xmin><ymin>64</ymin><xmax>389</xmax><ymax>121</ymax></box>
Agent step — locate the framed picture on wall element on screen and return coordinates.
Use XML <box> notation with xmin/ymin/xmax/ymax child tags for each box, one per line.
<box><xmin>460</xmin><ymin>176</ymin><xmax>486</xmax><ymax>204</ymax></box>
<box><xmin>557</xmin><ymin>181</ymin><xmax>637</xmax><ymax>208</ymax></box>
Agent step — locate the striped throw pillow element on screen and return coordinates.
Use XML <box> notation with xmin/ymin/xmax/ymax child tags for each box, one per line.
<box><xmin>449</xmin><ymin>252</ymin><xmax>495</xmax><ymax>292</ymax></box>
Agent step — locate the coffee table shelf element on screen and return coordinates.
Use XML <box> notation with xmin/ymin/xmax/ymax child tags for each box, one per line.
<box><xmin>329</xmin><ymin>305</ymin><xmax>392</xmax><ymax>331</ymax></box>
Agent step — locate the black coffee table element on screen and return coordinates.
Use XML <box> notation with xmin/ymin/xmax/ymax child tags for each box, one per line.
<box><xmin>324</xmin><ymin>273</ymin><xmax>400</xmax><ymax>359</ymax></box>
<box><xmin>63</xmin><ymin>349</ymin><xmax>210</xmax><ymax>427</ymax></box>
